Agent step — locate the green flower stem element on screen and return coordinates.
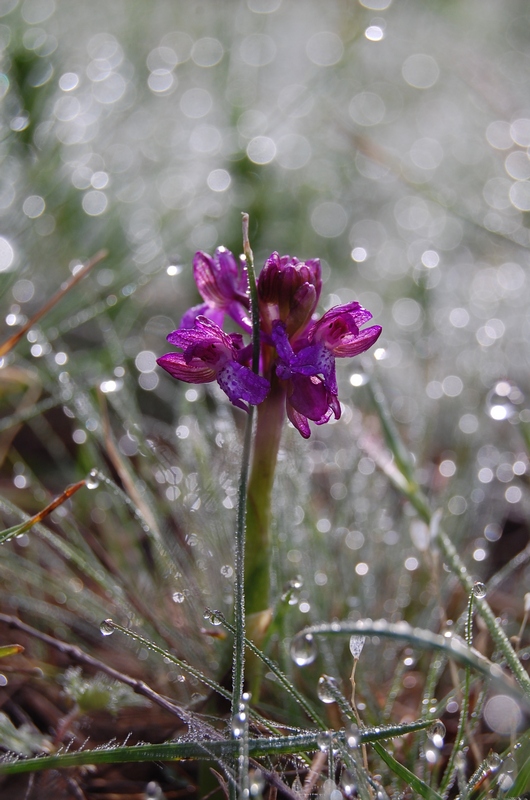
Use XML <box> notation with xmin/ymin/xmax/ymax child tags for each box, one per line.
<box><xmin>244</xmin><ymin>374</ymin><xmax>285</xmax><ymax>622</ymax></box>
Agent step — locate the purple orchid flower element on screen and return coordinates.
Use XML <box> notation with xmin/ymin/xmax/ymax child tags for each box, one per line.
<box><xmin>269</xmin><ymin>301</ymin><xmax>382</xmax><ymax>437</ymax></box>
<box><xmin>157</xmin><ymin>316</ymin><xmax>269</xmax><ymax>412</ymax></box>
<box><xmin>159</xmin><ymin>246</ymin><xmax>381</xmax><ymax>434</ymax></box>
<box><xmin>181</xmin><ymin>247</ymin><xmax>252</xmax><ymax>333</ymax></box>
<box><xmin>259</xmin><ymin>255</ymin><xmax>382</xmax><ymax>437</ymax></box>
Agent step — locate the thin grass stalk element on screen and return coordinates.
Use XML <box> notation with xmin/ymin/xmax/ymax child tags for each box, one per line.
<box><xmin>439</xmin><ymin>594</ymin><xmax>474</xmax><ymax>798</ymax></box>
<box><xmin>231</xmin><ymin>214</ymin><xmax>259</xmax><ymax>715</ymax></box>
<box><xmin>435</xmin><ymin>528</ymin><xmax>530</xmax><ymax>699</ymax></box>
<box><xmin>368</xmin><ymin>381</ymin><xmax>530</xmax><ymax>698</ymax></box>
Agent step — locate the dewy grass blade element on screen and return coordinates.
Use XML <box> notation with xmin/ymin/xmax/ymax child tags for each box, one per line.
<box><xmin>0</xmin><ymin>250</ymin><xmax>107</xmax><ymax>358</ymax></box>
<box><xmin>100</xmin><ymin>619</ymin><xmax>232</xmax><ymax>703</ymax></box>
<box><xmin>290</xmin><ymin>620</ymin><xmax>530</xmax><ymax>709</ymax></box>
<box><xmin>372</xmin><ymin>742</ymin><xmax>443</xmax><ymax>800</ymax></box>
<box><xmin>367</xmin><ymin>381</ymin><xmax>530</xmax><ymax>700</ymax></box>
<box><xmin>231</xmin><ymin>214</ymin><xmax>260</xmax><ymax>716</ymax></box>
<box><xmin>0</xmin><ymin>723</ymin><xmax>441</xmax><ymax>778</ymax></box>
<box><xmin>436</xmin><ymin>527</ymin><xmax>530</xmax><ymax>699</ymax></box>
<box><xmin>0</xmin><ymin>480</ymin><xmax>86</xmax><ymax>545</ymax></box>
<box><xmin>439</xmin><ymin>593</ymin><xmax>474</xmax><ymax>798</ymax></box>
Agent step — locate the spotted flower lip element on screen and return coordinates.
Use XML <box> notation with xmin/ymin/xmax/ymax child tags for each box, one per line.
<box><xmin>181</xmin><ymin>247</ymin><xmax>251</xmax><ymax>333</ymax></box>
<box><xmin>156</xmin><ymin>316</ymin><xmax>269</xmax><ymax>412</ymax></box>
<box><xmin>270</xmin><ymin>300</ymin><xmax>382</xmax><ymax>437</ymax></box>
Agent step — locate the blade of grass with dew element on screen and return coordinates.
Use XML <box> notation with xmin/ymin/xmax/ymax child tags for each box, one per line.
<box><xmin>231</xmin><ymin>214</ymin><xmax>258</xmax><ymax>713</ymax></box>
<box><xmin>0</xmin><ymin>495</ymin><xmax>143</xmax><ymax>622</ymax></box>
<box><xmin>372</xmin><ymin>741</ymin><xmax>443</xmax><ymax>800</ymax></box>
<box><xmin>0</xmin><ymin>250</ymin><xmax>108</xmax><ymax>359</ymax></box>
<box><xmin>218</xmin><ymin>611</ymin><xmax>325</xmax><ymax>728</ymax></box>
<box><xmin>290</xmin><ymin>619</ymin><xmax>530</xmax><ymax>708</ymax></box>
<box><xmin>0</xmin><ymin>612</ymin><xmax>212</xmax><ymax>733</ymax></box>
<box><xmin>367</xmin><ymin>379</ymin><xmax>530</xmax><ymax>700</ymax></box>
<box><xmin>319</xmin><ymin>670</ymin><xmax>440</xmax><ymax>800</ymax></box>
<box><xmin>439</xmin><ymin>592</ymin><xmax>474</xmax><ymax>798</ymax></box>
<box><xmin>0</xmin><ymin>721</ymin><xmax>445</xmax><ymax>779</ymax></box>
<box><xmin>0</xmin><ymin>479</ymin><xmax>86</xmax><ymax>544</ymax></box>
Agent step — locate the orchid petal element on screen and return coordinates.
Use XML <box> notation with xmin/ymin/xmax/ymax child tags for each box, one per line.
<box><xmin>332</xmin><ymin>325</ymin><xmax>382</xmax><ymax>357</ymax></box>
<box><xmin>157</xmin><ymin>353</ymin><xmax>217</xmax><ymax>384</ymax></box>
<box><xmin>217</xmin><ymin>361</ymin><xmax>269</xmax><ymax>411</ymax></box>
<box><xmin>288</xmin><ymin>375</ymin><xmax>331</xmax><ymax>422</ymax></box>
<box><xmin>191</xmin><ymin>248</ymin><xmax>250</xmax><ymax>333</ymax></box>
<box><xmin>286</xmin><ymin>401</ymin><xmax>311</xmax><ymax>439</ymax></box>
<box><xmin>181</xmin><ymin>303</ymin><xmax>224</xmax><ymax>329</ymax></box>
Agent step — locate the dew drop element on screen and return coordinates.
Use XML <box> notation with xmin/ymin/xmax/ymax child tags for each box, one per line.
<box><xmin>203</xmin><ymin>608</ymin><xmax>223</xmax><ymax>626</ymax></box>
<box><xmin>317</xmin><ymin>730</ymin><xmax>333</xmax><ymax>751</ymax></box>
<box><xmin>346</xmin><ymin>723</ymin><xmax>360</xmax><ymax>750</ymax></box>
<box><xmin>86</xmin><ymin>469</ymin><xmax>100</xmax><ymax>490</ymax></box>
<box><xmin>497</xmin><ymin>772</ymin><xmax>514</xmax><ymax>792</ymax></box>
<box><xmin>341</xmin><ymin>770</ymin><xmax>356</xmax><ymax>794</ymax></box>
<box><xmin>172</xmin><ymin>591</ymin><xmax>185</xmax><ymax>603</ymax></box>
<box><xmin>249</xmin><ymin>769</ymin><xmax>265</xmax><ymax>797</ymax></box>
<box><xmin>472</xmin><ymin>581</ymin><xmax>487</xmax><ymax>599</ymax></box>
<box><xmin>427</xmin><ymin>720</ymin><xmax>446</xmax><ymax>748</ymax></box>
<box><xmin>349</xmin><ymin>634</ymin><xmax>366</xmax><ymax>659</ymax></box>
<box><xmin>100</xmin><ymin>619</ymin><xmax>114</xmax><ymax>636</ymax></box>
<box><xmin>317</xmin><ymin>674</ymin><xmax>339</xmax><ymax>703</ymax></box>
<box><xmin>292</xmin><ymin>776</ymin><xmax>303</xmax><ymax>796</ymax></box>
<box><xmin>231</xmin><ymin>696</ymin><xmax>249</xmax><ymax>739</ymax></box>
<box><xmin>485</xmin><ymin>751</ymin><xmax>502</xmax><ymax>771</ymax></box>
<box><xmin>290</xmin><ymin>633</ymin><xmax>317</xmax><ymax>666</ymax></box>
<box><xmin>281</xmin><ymin>575</ymin><xmax>303</xmax><ymax>604</ymax></box>
<box><xmin>145</xmin><ymin>781</ymin><xmax>164</xmax><ymax>800</ymax></box>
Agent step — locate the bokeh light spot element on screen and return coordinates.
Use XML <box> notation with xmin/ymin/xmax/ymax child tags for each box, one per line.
<box><xmin>402</xmin><ymin>54</ymin><xmax>439</xmax><ymax>89</ymax></box>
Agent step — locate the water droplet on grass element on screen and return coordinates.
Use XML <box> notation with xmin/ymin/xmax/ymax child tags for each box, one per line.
<box><xmin>86</xmin><ymin>469</ymin><xmax>100</xmax><ymax>489</ymax></box>
<box><xmin>485</xmin><ymin>751</ymin><xmax>502</xmax><ymax>771</ymax></box>
<box><xmin>203</xmin><ymin>609</ymin><xmax>223</xmax><ymax>626</ymax></box>
<box><xmin>346</xmin><ymin>724</ymin><xmax>360</xmax><ymax>750</ymax></box>
<box><xmin>100</xmin><ymin>619</ymin><xmax>114</xmax><ymax>636</ymax></box>
<box><xmin>317</xmin><ymin>674</ymin><xmax>339</xmax><ymax>703</ymax></box>
<box><xmin>427</xmin><ymin>720</ymin><xmax>446</xmax><ymax>748</ymax></box>
<box><xmin>486</xmin><ymin>380</ymin><xmax>524</xmax><ymax>421</ymax></box>
<box><xmin>290</xmin><ymin>633</ymin><xmax>317</xmax><ymax>666</ymax></box>
<box><xmin>317</xmin><ymin>730</ymin><xmax>332</xmax><ymax>751</ymax></box>
<box><xmin>472</xmin><ymin>581</ymin><xmax>487</xmax><ymax>598</ymax></box>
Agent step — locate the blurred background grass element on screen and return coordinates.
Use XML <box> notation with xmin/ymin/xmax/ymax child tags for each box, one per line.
<box><xmin>1</xmin><ymin>0</ymin><xmax>530</xmax><ymax>795</ymax></box>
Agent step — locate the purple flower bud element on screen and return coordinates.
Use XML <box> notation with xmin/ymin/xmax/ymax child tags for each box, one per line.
<box><xmin>257</xmin><ymin>252</ymin><xmax>322</xmax><ymax>336</ymax></box>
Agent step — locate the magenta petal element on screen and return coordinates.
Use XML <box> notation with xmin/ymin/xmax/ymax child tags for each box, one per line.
<box><xmin>193</xmin><ymin>251</ymin><xmax>227</xmax><ymax>308</ymax></box>
<box><xmin>217</xmin><ymin>361</ymin><xmax>270</xmax><ymax>411</ymax></box>
<box><xmin>226</xmin><ymin>301</ymin><xmax>252</xmax><ymax>334</ymax></box>
<box><xmin>181</xmin><ymin>303</ymin><xmax>224</xmax><ymax>329</ymax></box>
<box><xmin>288</xmin><ymin>375</ymin><xmax>330</xmax><ymax>422</ymax></box>
<box><xmin>286</xmin><ymin>401</ymin><xmax>311</xmax><ymax>439</ymax></box>
<box><xmin>322</xmin><ymin>302</ymin><xmax>373</xmax><ymax>328</ymax></box>
<box><xmin>157</xmin><ymin>353</ymin><xmax>216</xmax><ymax>384</ymax></box>
<box><xmin>333</xmin><ymin>325</ymin><xmax>382</xmax><ymax>357</ymax></box>
<box><xmin>192</xmin><ymin>248</ymin><xmax>250</xmax><ymax>332</ymax></box>
<box><xmin>168</xmin><ymin>316</ymin><xmax>234</xmax><ymax>350</ymax></box>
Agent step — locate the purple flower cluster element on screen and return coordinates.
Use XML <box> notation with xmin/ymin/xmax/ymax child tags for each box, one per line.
<box><xmin>157</xmin><ymin>247</ymin><xmax>382</xmax><ymax>438</ymax></box>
